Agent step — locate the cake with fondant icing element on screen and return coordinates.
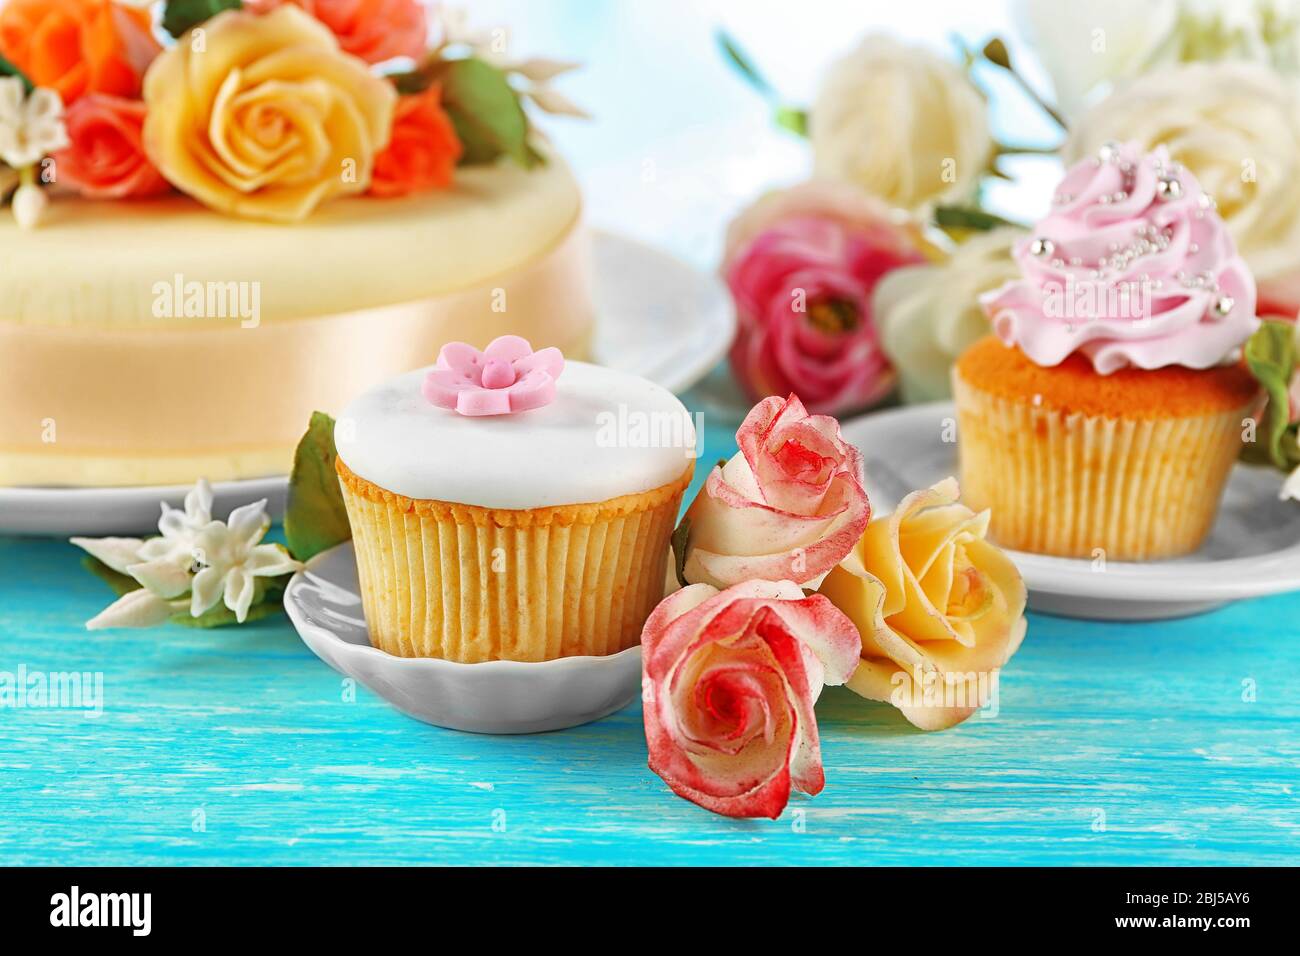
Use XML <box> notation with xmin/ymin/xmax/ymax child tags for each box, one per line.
<box><xmin>0</xmin><ymin>1</ymin><xmax>592</xmax><ymax>487</ymax></box>
<box><xmin>959</xmin><ymin>142</ymin><xmax>1260</xmax><ymax>560</ymax></box>
<box><xmin>334</xmin><ymin>336</ymin><xmax>696</xmax><ymax>663</ymax></box>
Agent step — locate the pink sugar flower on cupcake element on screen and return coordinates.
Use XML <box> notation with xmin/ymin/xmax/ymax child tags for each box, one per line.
<box><xmin>723</xmin><ymin>180</ymin><xmax>928</xmax><ymax>416</ymax></box>
<box><xmin>422</xmin><ymin>335</ymin><xmax>565</xmax><ymax>416</ymax></box>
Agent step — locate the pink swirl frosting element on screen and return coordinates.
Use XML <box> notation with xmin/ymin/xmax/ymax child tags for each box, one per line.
<box><xmin>981</xmin><ymin>143</ymin><xmax>1258</xmax><ymax>374</ymax></box>
<box><xmin>422</xmin><ymin>335</ymin><xmax>564</xmax><ymax>416</ymax></box>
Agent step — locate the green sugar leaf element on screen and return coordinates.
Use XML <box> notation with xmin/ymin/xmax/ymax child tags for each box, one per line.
<box><xmin>162</xmin><ymin>0</ymin><xmax>242</xmax><ymax>39</ymax></box>
<box><xmin>670</xmin><ymin>519</ymin><xmax>691</xmax><ymax>589</ymax></box>
<box><xmin>1243</xmin><ymin>320</ymin><xmax>1297</xmax><ymax>470</ymax></box>
<box><xmin>440</xmin><ymin>57</ymin><xmax>534</xmax><ymax>167</ymax></box>
<box><xmin>284</xmin><ymin>411</ymin><xmax>352</xmax><ymax>562</ymax></box>
<box><xmin>0</xmin><ymin>52</ymin><xmax>33</xmax><ymax>93</ymax></box>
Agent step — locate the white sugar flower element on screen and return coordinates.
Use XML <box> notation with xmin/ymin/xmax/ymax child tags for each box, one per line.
<box><xmin>73</xmin><ymin>479</ymin><xmax>216</xmax><ymax>601</ymax></box>
<box><xmin>0</xmin><ymin>76</ymin><xmax>68</xmax><ymax>168</ymax></box>
<box><xmin>72</xmin><ymin>479</ymin><xmax>302</xmax><ymax>629</ymax></box>
<box><xmin>435</xmin><ymin>5</ymin><xmax>509</xmax><ymax>62</ymax></box>
<box><xmin>1281</xmin><ymin>464</ymin><xmax>1300</xmax><ymax>502</ymax></box>
<box><xmin>187</xmin><ymin>499</ymin><xmax>302</xmax><ymax>623</ymax></box>
<box><xmin>10</xmin><ymin>182</ymin><xmax>45</xmax><ymax>231</ymax></box>
<box><xmin>0</xmin><ymin>77</ymin><xmax>67</xmax><ymax>231</ymax></box>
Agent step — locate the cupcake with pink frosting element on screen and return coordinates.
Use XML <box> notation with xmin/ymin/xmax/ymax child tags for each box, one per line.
<box><xmin>953</xmin><ymin>142</ymin><xmax>1261</xmax><ymax>560</ymax></box>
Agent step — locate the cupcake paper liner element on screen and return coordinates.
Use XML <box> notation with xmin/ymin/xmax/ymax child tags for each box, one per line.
<box><xmin>953</xmin><ymin>374</ymin><xmax>1251</xmax><ymax>561</ymax></box>
<box><xmin>338</xmin><ymin>458</ymin><xmax>692</xmax><ymax>662</ymax></box>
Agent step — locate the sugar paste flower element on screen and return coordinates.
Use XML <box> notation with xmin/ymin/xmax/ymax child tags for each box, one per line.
<box><xmin>423</xmin><ymin>335</ymin><xmax>565</xmax><ymax>416</ymax></box>
<box><xmin>71</xmin><ymin>479</ymin><xmax>301</xmax><ymax>629</ymax></box>
<box><xmin>680</xmin><ymin>394</ymin><xmax>871</xmax><ymax>590</ymax></box>
<box><xmin>641</xmin><ymin>579</ymin><xmax>862</xmax><ymax>819</ymax></box>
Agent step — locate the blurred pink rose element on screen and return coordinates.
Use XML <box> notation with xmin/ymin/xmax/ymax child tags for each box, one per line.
<box><xmin>682</xmin><ymin>394</ymin><xmax>870</xmax><ymax>590</ymax></box>
<box><xmin>249</xmin><ymin>0</ymin><xmax>428</xmax><ymax>63</ymax></box>
<box><xmin>723</xmin><ymin>180</ymin><xmax>927</xmax><ymax>415</ymax></box>
<box><xmin>642</xmin><ymin>579</ymin><xmax>862</xmax><ymax>819</ymax></box>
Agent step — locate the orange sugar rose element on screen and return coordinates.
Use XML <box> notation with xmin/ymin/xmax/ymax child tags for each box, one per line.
<box><xmin>54</xmin><ymin>93</ymin><xmax>170</xmax><ymax>200</ymax></box>
<box><xmin>0</xmin><ymin>0</ymin><xmax>160</xmax><ymax>104</ymax></box>
<box><xmin>369</xmin><ymin>84</ymin><xmax>463</xmax><ymax>198</ymax></box>
<box><xmin>249</xmin><ymin>0</ymin><xmax>429</xmax><ymax>63</ymax></box>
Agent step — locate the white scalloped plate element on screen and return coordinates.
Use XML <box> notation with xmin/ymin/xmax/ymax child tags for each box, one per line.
<box><xmin>840</xmin><ymin>402</ymin><xmax>1300</xmax><ymax>621</ymax></box>
<box><xmin>283</xmin><ymin>542</ymin><xmax>643</xmax><ymax>734</ymax></box>
<box><xmin>0</xmin><ymin>229</ymin><xmax>731</xmax><ymax>537</ymax></box>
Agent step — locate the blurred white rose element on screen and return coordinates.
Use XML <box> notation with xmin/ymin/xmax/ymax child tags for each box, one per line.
<box><xmin>810</xmin><ymin>35</ymin><xmax>992</xmax><ymax>214</ymax></box>
<box><xmin>1066</xmin><ymin>61</ymin><xmax>1300</xmax><ymax>283</ymax></box>
<box><xmin>1015</xmin><ymin>0</ymin><xmax>1177</xmax><ymax>118</ymax></box>
<box><xmin>874</xmin><ymin>227</ymin><xmax>1025</xmax><ymax>403</ymax></box>
<box><xmin>1017</xmin><ymin>0</ymin><xmax>1300</xmax><ymax>118</ymax></box>
<box><xmin>1169</xmin><ymin>0</ymin><xmax>1300</xmax><ymax>70</ymax></box>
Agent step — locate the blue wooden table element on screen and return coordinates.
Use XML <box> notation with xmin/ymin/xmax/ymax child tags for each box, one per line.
<box><xmin>2</xmin><ymin>391</ymin><xmax>1298</xmax><ymax>867</ymax></box>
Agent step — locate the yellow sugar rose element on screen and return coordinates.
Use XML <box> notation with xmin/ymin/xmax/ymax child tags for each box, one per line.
<box><xmin>819</xmin><ymin>478</ymin><xmax>1027</xmax><ymax>731</ymax></box>
<box><xmin>142</xmin><ymin>6</ymin><xmax>396</xmax><ymax>222</ymax></box>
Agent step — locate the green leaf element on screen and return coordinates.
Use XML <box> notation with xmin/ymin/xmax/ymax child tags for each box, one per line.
<box><xmin>176</xmin><ymin>578</ymin><xmax>287</xmax><ymax>628</ymax></box>
<box><xmin>717</xmin><ymin>30</ymin><xmax>772</xmax><ymax>96</ymax></box>
<box><xmin>284</xmin><ymin>411</ymin><xmax>352</xmax><ymax>562</ymax></box>
<box><xmin>933</xmin><ymin>205</ymin><xmax>1021</xmax><ymax>234</ymax></box>
<box><xmin>670</xmin><ymin>519</ymin><xmax>691</xmax><ymax>589</ymax></box>
<box><xmin>774</xmin><ymin>105</ymin><xmax>809</xmax><ymax>138</ymax></box>
<box><xmin>440</xmin><ymin>57</ymin><xmax>534</xmax><ymax>167</ymax></box>
<box><xmin>162</xmin><ymin>0</ymin><xmax>242</xmax><ymax>40</ymax></box>
<box><xmin>0</xmin><ymin>52</ymin><xmax>33</xmax><ymax>93</ymax></box>
<box><xmin>391</xmin><ymin>69</ymin><xmax>432</xmax><ymax>96</ymax></box>
<box><xmin>1243</xmin><ymin>320</ymin><xmax>1297</xmax><ymax>469</ymax></box>
<box><xmin>82</xmin><ymin>556</ymin><xmax>139</xmax><ymax>598</ymax></box>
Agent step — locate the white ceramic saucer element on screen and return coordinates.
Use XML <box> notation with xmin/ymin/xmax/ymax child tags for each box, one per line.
<box><xmin>0</xmin><ymin>475</ymin><xmax>289</xmax><ymax>539</ymax></box>
<box><xmin>0</xmin><ymin>229</ymin><xmax>732</xmax><ymax>537</ymax></box>
<box><xmin>283</xmin><ymin>542</ymin><xmax>643</xmax><ymax>734</ymax></box>
<box><xmin>840</xmin><ymin>402</ymin><xmax>1300</xmax><ymax>621</ymax></box>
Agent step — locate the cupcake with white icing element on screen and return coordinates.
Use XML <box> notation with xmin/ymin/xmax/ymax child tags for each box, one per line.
<box><xmin>335</xmin><ymin>336</ymin><xmax>695</xmax><ymax>662</ymax></box>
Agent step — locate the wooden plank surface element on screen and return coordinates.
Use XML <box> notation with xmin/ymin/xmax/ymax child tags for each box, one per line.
<box><xmin>2</xmin><ymin>406</ymin><xmax>1297</xmax><ymax>866</ymax></box>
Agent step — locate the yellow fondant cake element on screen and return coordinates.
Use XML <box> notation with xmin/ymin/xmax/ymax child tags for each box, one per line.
<box><xmin>0</xmin><ymin>155</ymin><xmax>592</xmax><ymax>487</ymax></box>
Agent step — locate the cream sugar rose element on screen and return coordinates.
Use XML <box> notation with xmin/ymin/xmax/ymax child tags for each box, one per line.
<box><xmin>334</xmin><ymin>336</ymin><xmax>696</xmax><ymax>663</ymax></box>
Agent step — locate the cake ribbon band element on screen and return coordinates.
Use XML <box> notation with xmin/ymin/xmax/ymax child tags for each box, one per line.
<box><xmin>0</xmin><ymin>225</ymin><xmax>592</xmax><ymax>487</ymax></box>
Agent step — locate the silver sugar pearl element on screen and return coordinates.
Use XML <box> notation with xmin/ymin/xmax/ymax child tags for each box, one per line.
<box><xmin>1098</xmin><ymin>141</ymin><xmax>1120</xmax><ymax>163</ymax></box>
<box><xmin>1155</xmin><ymin>176</ymin><xmax>1183</xmax><ymax>201</ymax></box>
<box><xmin>1030</xmin><ymin>237</ymin><xmax>1055</xmax><ymax>257</ymax></box>
<box><xmin>1212</xmin><ymin>295</ymin><xmax>1235</xmax><ymax>317</ymax></box>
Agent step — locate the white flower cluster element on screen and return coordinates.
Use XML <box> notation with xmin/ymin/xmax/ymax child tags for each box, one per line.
<box><xmin>0</xmin><ymin>74</ymin><xmax>67</xmax><ymax>230</ymax></box>
<box><xmin>72</xmin><ymin>480</ymin><xmax>302</xmax><ymax>630</ymax></box>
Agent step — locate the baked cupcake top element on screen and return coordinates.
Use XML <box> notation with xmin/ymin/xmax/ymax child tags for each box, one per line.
<box><xmin>336</xmin><ymin>337</ymin><xmax>696</xmax><ymax>509</ymax></box>
<box><xmin>982</xmin><ymin>142</ymin><xmax>1258</xmax><ymax>374</ymax></box>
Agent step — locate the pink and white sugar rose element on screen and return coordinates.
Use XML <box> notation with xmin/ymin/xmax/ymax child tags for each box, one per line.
<box><xmin>681</xmin><ymin>394</ymin><xmax>870</xmax><ymax>591</ymax></box>
<box><xmin>641</xmin><ymin>579</ymin><xmax>862</xmax><ymax>819</ymax></box>
<box><xmin>723</xmin><ymin>180</ymin><xmax>928</xmax><ymax>416</ymax></box>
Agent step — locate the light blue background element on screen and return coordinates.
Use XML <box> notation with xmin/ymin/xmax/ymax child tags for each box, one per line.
<box><xmin>1</xmin><ymin>2</ymin><xmax>1297</xmax><ymax>866</ymax></box>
